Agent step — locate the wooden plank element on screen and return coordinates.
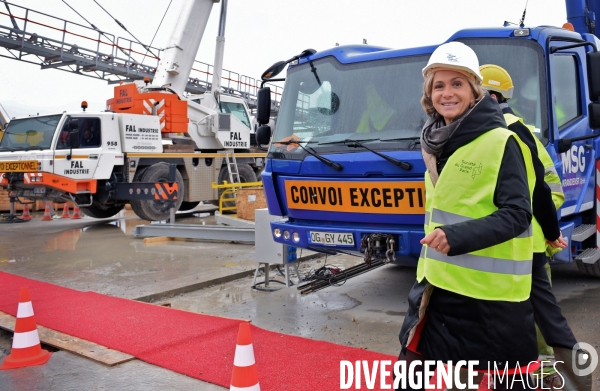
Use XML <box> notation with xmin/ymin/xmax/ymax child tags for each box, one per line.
<box><xmin>0</xmin><ymin>311</ymin><xmax>135</xmax><ymax>366</ymax></box>
<box><xmin>143</xmin><ymin>236</ymin><xmax>172</xmax><ymax>244</ymax></box>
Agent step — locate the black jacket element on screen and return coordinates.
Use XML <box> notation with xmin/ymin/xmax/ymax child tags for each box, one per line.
<box><xmin>399</xmin><ymin>95</ymin><xmax>538</xmax><ymax>369</ymax></box>
<box><xmin>503</xmin><ymin>106</ymin><xmax>560</xmax><ymax>250</ymax></box>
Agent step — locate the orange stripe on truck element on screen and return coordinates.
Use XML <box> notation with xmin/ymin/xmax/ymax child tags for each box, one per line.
<box><xmin>0</xmin><ymin>172</ymin><xmax>97</xmax><ymax>194</ymax></box>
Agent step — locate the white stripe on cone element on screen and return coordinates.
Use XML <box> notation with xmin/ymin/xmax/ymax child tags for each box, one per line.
<box><xmin>233</xmin><ymin>344</ymin><xmax>256</xmax><ymax>367</ymax></box>
<box><xmin>12</xmin><ymin>330</ymin><xmax>41</xmax><ymax>349</ymax></box>
<box><xmin>17</xmin><ymin>302</ymin><xmax>34</xmax><ymax>318</ymax></box>
<box><xmin>230</xmin><ymin>383</ymin><xmax>260</xmax><ymax>391</ymax></box>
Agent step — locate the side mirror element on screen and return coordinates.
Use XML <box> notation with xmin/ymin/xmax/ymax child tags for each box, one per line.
<box><xmin>557</xmin><ymin>138</ymin><xmax>572</xmax><ymax>154</ymax></box>
<box><xmin>261</xmin><ymin>61</ymin><xmax>287</xmax><ymax>80</ymax></box>
<box><xmin>256</xmin><ymin>125</ymin><xmax>272</xmax><ymax>146</ymax></box>
<box><xmin>589</xmin><ymin>102</ymin><xmax>600</xmax><ymax>129</ymax></box>
<box><xmin>256</xmin><ymin>88</ymin><xmax>271</xmax><ymax>125</ymax></box>
<box><xmin>69</xmin><ymin>118</ymin><xmax>79</xmax><ymax>130</ymax></box>
<box><xmin>587</xmin><ymin>52</ymin><xmax>600</xmax><ymax>101</ymax></box>
<box><xmin>69</xmin><ymin>131</ymin><xmax>80</xmax><ymax>148</ymax></box>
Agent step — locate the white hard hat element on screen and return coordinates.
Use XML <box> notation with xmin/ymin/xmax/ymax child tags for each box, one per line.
<box><xmin>422</xmin><ymin>42</ymin><xmax>483</xmax><ymax>83</ymax></box>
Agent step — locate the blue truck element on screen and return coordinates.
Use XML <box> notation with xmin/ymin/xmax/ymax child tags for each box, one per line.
<box><xmin>255</xmin><ymin>0</ymin><xmax>600</xmax><ymax>277</ymax></box>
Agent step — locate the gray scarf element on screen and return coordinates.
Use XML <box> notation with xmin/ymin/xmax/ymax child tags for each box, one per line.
<box><xmin>420</xmin><ymin>100</ymin><xmax>480</xmax><ymax>186</ymax></box>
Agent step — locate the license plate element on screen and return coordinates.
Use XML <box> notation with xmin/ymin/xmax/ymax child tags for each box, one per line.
<box><xmin>0</xmin><ymin>160</ymin><xmax>38</xmax><ymax>172</ymax></box>
<box><xmin>33</xmin><ymin>187</ymin><xmax>46</xmax><ymax>194</ymax></box>
<box><xmin>309</xmin><ymin>231</ymin><xmax>354</xmax><ymax>247</ymax></box>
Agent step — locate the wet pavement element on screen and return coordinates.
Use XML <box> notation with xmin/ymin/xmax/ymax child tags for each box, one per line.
<box><xmin>0</xmin><ymin>209</ymin><xmax>598</xmax><ymax>390</ymax></box>
<box><xmin>0</xmin><ymin>209</ymin><xmax>259</xmax><ymax>300</ymax></box>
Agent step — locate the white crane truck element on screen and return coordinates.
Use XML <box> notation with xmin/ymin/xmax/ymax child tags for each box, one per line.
<box><xmin>0</xmin><ymin>0</ymin><xmax>264</xmax><ymax>221</ymax></box>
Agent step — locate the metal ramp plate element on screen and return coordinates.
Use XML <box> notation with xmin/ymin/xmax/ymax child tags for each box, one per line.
<box><xmin>214</xmin><ymin>212</ymin><xmax>255</xmax><ymax>228</ymax></box>
<box><xmin>131</xmin><ymin>224</ymin><xmax>254</xmax><ymax>243</ymax></box>
<box><xmin>571</xmin><ymin>224</ymin><xmax>596</xmax><ymax>242</ymax></box>
<box><xmin>574</xmin><ymin>248</ymin><xmax>600</xmax><ymax>264</ymax></box>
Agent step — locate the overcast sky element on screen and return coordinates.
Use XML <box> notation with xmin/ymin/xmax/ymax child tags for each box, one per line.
<box><xmin>0</xmin><ymin>0</ymin><xmax>568</xmax><ymax>118</ymax></box>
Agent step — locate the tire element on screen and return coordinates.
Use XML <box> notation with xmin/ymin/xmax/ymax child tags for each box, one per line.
<box><xmin>80</xmin><ymin>204</ymin><xmax>124</xmax><ymax>219</ymax></box>
<box><xmin>217</xmin><ymin>163</ymin><xmax>257</xmax><ymax>210</ymax></box>
<box><xmin>576</xmin><ymin>258</ymin><xmax>600</xmax><ymax>277</ymax></box>
<box><xmin>130</xmin><ymin>163</ymin><xmax>184</xmax><ymax>221</ymax></box>
<box><xmin>179</xmin><ymin>201</ymin><xmax>200</xmax><ymax>211</ymax></box>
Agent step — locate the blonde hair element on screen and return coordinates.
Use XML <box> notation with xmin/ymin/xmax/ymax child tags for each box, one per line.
<box><xmin>421</xmin><ymin>71</ymin><xmax>485</xmax><ymax>117</ymax></box>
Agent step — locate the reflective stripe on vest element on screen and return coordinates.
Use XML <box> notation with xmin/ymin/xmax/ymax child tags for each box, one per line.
<box><xmin>431</xmin><ymin>208</ymin><xmax>533</xmax><ymax>239</ymax></box>
<box><xmin>419</xmin><ymin>245</ymin><xmax>532</xmax><ymax>275</ymax></box>
<box><xmin>417</xmin><ymin>127</ymin><xmax>534</xmax><ymax>302</ymax></box>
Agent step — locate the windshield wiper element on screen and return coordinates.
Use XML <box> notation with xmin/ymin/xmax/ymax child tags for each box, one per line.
<box><xmin>3</xmin><ymin>146</ymin><xmax>29</xmax><ymax>152</ymax></box>
<box><xmin>322</xmin><ymin>139</ymin><xmax>412</xmax><ymax>170</ymax></box>
<box><xmin>273</xmin><ymin>139</ymin><xmax>343</xmax><ymax>171</ymax></box>
<box><xmin>380</xmin><ymin>136</ymin><xmax>421</xmax><ymax>142</ymax></box>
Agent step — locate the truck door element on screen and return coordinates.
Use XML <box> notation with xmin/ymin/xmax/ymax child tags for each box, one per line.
<box><xmin>54</xmin><ymin>117</ymin><xmax>102</xmax><ymax>180</ymax></box>
<box><xmin>550</xmin><ymin>42</ymin><xmax>594</xmax><ymax>218</ymax></box>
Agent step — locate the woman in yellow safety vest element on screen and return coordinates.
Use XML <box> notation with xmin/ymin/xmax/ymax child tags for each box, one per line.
<box><xmin>397</xmin><ymin>42</ymin><xmax>539</xmax><ymax>390</ymax></box>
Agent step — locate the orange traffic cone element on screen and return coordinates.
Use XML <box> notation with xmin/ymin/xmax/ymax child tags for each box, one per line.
<box><xmin>42</xmin><ymin>202</ymin><xmax>52</xmax><ymax>221</ymax></box>
<box><xmin>61</xmin><ymin>203</ymin><xmax>70</xmax><ymax>219</ymax></box>
<box><xmin>230</xmin><ymin>323</ymin><xmax>260</xmax><ymax>391</ymax></box>
<box><xmin>71</xmin><ymin>205</ymin><xmax>82</xmax><ymax>219</ymax></box>
<box><xmin>21</xmin><ymin>204</ymin><xmax>31</xmax><ymax>220</ymax></box>
<box><xmin>0</xmin><ymin>287</ymin><xmax>52</xmax><ymax>370</ymax></box>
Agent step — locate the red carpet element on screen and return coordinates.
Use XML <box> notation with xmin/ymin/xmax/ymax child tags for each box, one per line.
<box><xmin>0</xmin><ymin>272</ymin><xmax>397</xmax><ymax>390</ymax></box>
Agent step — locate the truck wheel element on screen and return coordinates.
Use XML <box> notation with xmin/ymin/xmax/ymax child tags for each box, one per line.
<box><xmin>130</xmin><ymin>163</ymin><xmax>184</xmax><ymax>221</ymax></box>
<box><xmin>80</xmin><ymin>204</ymin><xmax>124</xmax><ymax>218</ymax></box>
<box><xmin>576</xmin><ymin>259</ymin><xmax>600</xmax><ymax>277</ymax></box>
<box><xmin>217</xmin><ymin>163</ymin><xmax>257</xmax><ymax>210</ymax></box>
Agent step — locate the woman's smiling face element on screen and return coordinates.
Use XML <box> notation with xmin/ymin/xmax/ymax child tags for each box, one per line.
<box><xmin>431</xmin><ymin>69</ymin><xmax>475</xmax><ymax>124</ymax></box>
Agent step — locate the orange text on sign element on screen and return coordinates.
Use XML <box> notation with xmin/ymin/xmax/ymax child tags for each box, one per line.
<box><xmin>284</xmin><ymin>180</ymin><xmax>425</xmax><ymax>214</ymax></box>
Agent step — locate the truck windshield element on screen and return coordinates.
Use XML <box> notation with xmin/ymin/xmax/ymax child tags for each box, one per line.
<box><xmin>220</xmin><ymin>101</ymin><xmax>251</xmax><ymax>128</ymax></box>
<box><xmin>271</xmin><ymin>38</ymin><xmax>547</xmax><ymax>159</ymax></box>
<box><xmin>0</xmin><ymin>115</ymin><xmax>62</xmax><ymax>151</ymax></box>
<box><xmin>271</xmin><ymin>55</ymin><xmax>428</xmax><ymax>158</ymax></box>
<box><xmin>459</xmin><ymin>38</ymin><xmax>548</xmax><ymax>144</ymax></box>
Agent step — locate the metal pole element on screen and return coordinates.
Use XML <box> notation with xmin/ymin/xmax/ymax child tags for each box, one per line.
<box><xmin>169</xmin><ymin>163</ymin><xmax>177</xmax><ymax>223</ymax></box>
<box><xmin>210</xmin><ymin>0</ymin><xmax>228</xmax><ymax>94</ymax></box>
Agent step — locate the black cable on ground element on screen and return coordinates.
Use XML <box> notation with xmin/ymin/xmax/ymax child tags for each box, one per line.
<box><xmin>251</xmin><ymin>279</ymin><xmax>286</xmax><ymax>292</ymax></box>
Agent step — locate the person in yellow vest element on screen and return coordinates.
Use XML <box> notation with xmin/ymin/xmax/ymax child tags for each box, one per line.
<box><xmin>397</xmin><ymin>42</ymin><xmax>538</xmax><ymax>390</ymax></box>
<box><xmin>356</xmin><ymin>83</ymin><xmax>396</xmax><ymax>133</ymax></box>
<box><xmin>480</xmin><ymin>64</ymin><xmax>576</xmax><ymax>388</ymax></box>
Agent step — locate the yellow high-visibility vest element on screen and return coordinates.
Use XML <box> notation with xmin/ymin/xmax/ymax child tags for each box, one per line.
<box><xmin>417</xmin><ymin>127</ymin><xmax>535</xmax><ymax>302</ymax></box>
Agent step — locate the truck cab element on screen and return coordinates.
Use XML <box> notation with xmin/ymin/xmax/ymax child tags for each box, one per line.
<box><xmin>258</xmin><ymin>25</ymin><xmax>600</xmax><ymax>277</ymax></box>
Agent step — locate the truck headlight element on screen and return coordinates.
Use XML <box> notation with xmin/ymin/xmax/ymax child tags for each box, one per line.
<box><xmin>273</xmin><ymin>228</ymin><xmax>281</xmax><ymax>238</ymax></box>
<box><xmin>292</xmin><ymin>232</ymin><xmax>300</xmax><ymax>243</ymax></box>
<box><xmin>283</xmin><ymin>230</ymin><xmax>290</xmax><ymax>240</ymax></box>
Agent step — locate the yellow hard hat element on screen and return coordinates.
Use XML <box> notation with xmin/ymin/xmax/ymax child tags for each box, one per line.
<box><xmin>480</xmin><ymin>64</ymin><xmax>514</xmax><ymax>99</ymax></box>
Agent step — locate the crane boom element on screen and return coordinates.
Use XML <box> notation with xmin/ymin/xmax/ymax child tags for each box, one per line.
<box><xmin>152</xmin><ymin>0</ymin><xmax>219</xmax><ymax>94</ymax></box>
<box><xmin>566</xmin><ymin>0</ymin><xmax>600</xmax><ymax>37</ymax></box>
